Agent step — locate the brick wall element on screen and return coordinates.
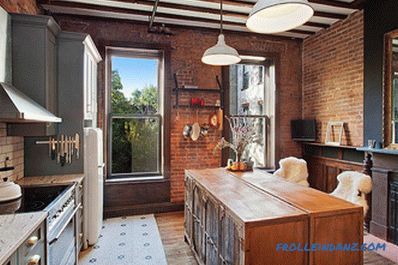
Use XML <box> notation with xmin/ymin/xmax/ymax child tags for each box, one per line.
<box><xmin>54</xmin><ymin>16</ymin><xmax>303</xmax><ymax>203</ymax></box>
<box><xmin>303</xmin><ymin>10</ymin><xmax>364</xmax><ymax>146</ymax></box>
<box><xmin>0</xmin><ymin>0</ymin><xmax>40</xmax><ymax>14</ymax></box>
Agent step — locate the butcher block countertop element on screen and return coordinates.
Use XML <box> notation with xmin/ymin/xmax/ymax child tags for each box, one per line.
<box><xmin>0</xmin><ymin>212</ymin><xmax>46</xmax><ymax>264</ymax></box>
<box><xmin>185</xmin><ymin>168</ymin><xmax>364</xmax><ymax>265</ymax></box>
<box><xmin>227</xmin><ymin>169</ymin><xmax>362</xmax><ymax>215</ymax></box>
<box><xmin>187</xmin><ymin>168</ymin><xmax>307</xmax><ymax>224</ymax></box>
<box><xmin>17</xmin><ymin>173</ymin><xmax>84</xmax><ymax>186</ymax></box>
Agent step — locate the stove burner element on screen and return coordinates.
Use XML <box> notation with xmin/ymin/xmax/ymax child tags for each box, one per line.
<box><xmin>0</xmin><ymin>184</ymin><xmax>70</xmax><ymax>214</ymax></box>
<box><xmin>27</xmin><ymin>201</ymin><xmax>46</xmax><ymax>211</ymax></box>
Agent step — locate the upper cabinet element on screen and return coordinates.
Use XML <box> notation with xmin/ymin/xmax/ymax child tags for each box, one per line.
<box><xmin>57</xmin><ymin>32</ymin><xmax>102</xmax><ymax>129</ymax></box>
<box><xmin>83</xmin><ymin>36</ymin><xmax>101</xmax><ymax>124</ymax></box>
<box><xmin>8</xmin><ymin>14</ymin><xmax>61</xmax><ymax>136</ymax></box>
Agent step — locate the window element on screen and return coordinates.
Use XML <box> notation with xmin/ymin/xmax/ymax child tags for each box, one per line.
<box><xmin>107</xmin><ymin>48</ymin><xmax>164</xmax><ymax>178</ymax></box>
<box><xmin>228</xmin><ymin>58</ymin><xmax>276</xmax><ymax>168</ymax></box>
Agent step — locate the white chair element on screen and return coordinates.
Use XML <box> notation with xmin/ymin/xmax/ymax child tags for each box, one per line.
<box><xmin>330</xmin><ymin>171</ymin><xmax>372</xmax><ymax>216</ymax></box>
<box><xmin>273</xmin><ymin>157</ymin><xmax>309</xmax><ymax>187</ymax></box>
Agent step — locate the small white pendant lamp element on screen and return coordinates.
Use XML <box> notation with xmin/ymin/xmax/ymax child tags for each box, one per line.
<box><xmin>246</xmin><ymin>0</ymin><xmax>314</xmax><ymax>34</ymax></box>
<box><xmin>201</xmin><ymin>0</ymin><xmax>241</xmax><ymax>66</ymax></box>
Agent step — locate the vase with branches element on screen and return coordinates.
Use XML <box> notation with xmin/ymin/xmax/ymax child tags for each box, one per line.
<box><xmin>214</xmin><ymin>116</ymin><xmax>257</xmax><ymax>164</ymax></box>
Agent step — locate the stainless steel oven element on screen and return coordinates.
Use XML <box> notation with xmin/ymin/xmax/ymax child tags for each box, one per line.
<box><xmin>46</xmin><ymin>184</ymin><xmax>79</xmax><ymax>265</ymax></box>
<box><xmin>48</xmin><ymin>205</ymin><xmax>79</xmax><ymax>265</ymax></box>
<box><xmin>0</xmin><ymin>183</ymin><xmax>80</xmax><ymax>265</ymax></box>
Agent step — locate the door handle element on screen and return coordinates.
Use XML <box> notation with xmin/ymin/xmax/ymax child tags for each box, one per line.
<box><xmin>49</xmin><ymin>203</ymin><xmax>81</xmax><ymax>245</ymax></box>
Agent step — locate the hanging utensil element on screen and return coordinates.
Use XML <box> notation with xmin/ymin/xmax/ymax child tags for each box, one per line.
<box><xmin>56</xmin><ymin>135</ymin><xmax>60</xmax><ymax>163</ymax></box>
<box><xmin>75</xmin><ymin>133</ymin><xmax>80</xmax><ymax>159</ymax></box>
<box><xmin>51</xmin><ymin>138</ymin><xmax>56</xmax><ymax>160</ymax></box>
<box><xmin>48</xmin><ymin>137</ymin><xmax>52</xmax><ymax>158</ymax></box>
<box><xmin>69</xmin><ymin>136</ymin><xmax>72</xmax><ymax>163</ymax></box>
<box><xmin>191</xmin><ymin>109</ymin><xmax>200</xmax><ymax>141</ymax></box>
<box><xmin>60</xmin><ymin>135</ymin><xmax>66</xmax><ymax>166</ymax></box>
<box><xmin>216</xmin><ymin>99</ymin><xmax>223</xmax><ymax>131</ymax></box>
<box><xmin>66</xmin><ymin>136</ymin><xmax>70</xmax><ymax>164</ymax></box>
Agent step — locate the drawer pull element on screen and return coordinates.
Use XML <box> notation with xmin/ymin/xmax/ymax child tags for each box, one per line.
<box><xmin>26</xmin><ymin>236</ymin><xmax>39</xmax><ymax>247</ymax></box>
<box><xmin>79</xmin><ymin>233</ymin><xmax>83</xmax><ymax>239</ymax></box>
<box><xmin>27</xmin><ymin>254</ymin><xmax>41</xmax><ymax>265</ymax></box>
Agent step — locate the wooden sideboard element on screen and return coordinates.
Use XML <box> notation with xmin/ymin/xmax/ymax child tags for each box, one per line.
<box><xmin>303</xmin><ymin>143</ymin><xmax>365</xmax><ymax>193</ymax></box>
<box><xmin>185</xmin><ymin>168</ymin><xmax>363</xmax><ymax>265</ymax></box>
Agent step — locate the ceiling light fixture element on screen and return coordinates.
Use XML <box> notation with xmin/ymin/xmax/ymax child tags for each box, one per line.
<box><xmin>201</xmin><ymin>0</ymin><xmax>241</xmax><ymax>66</ymax></box>
<box><xmin>246</xmin><ymin>0</ymin><xmax>314</xmax><ymax>34</ymax></box>
<box><xmin>240</xmin><ymin>55</ymin><xmax>267</xmax><ymax>61</ymax></box>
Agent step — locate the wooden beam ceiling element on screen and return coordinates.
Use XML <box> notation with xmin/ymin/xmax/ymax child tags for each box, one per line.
<box><xmin>39</xmin><ymin>0</ymin><xmax>362</xmax><ymax>39</ymax></box>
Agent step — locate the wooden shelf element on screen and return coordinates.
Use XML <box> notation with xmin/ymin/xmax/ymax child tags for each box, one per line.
<box><xmin>173</xmin><ymin>87</ymin><xmax>221</xmax><ymax>93</ymax></box>
<box><xmin>302</xmin><ymin>142</ymin><xmax>360</xmax><ymax>150</ymax></box>
<box><xmin>173</xmin><ymin>104</ymin><xmax>220</xmax><ymax>109</ymax></box>
<box><xmin>173</xmin><ymin>73</ymin><xmax>224</xmax><ymax>110</ymax></box>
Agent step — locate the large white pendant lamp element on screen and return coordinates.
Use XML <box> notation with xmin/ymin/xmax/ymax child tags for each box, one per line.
<box><xmin>201</xmin><ymin>0</ymin><xmax>241</xmax><ymax>66</ymax></box>
<box><xmin>246</xmin><ymin>0</ymin><xmax>314</xmax><ymax>34</ymax></box>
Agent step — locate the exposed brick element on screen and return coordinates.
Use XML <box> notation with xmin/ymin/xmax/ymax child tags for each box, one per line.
<box><xmin>0</xmin><ymin>0</ymin><xmax>40</xmax><ymax>14</ymax></box>
<box><xmin>55</xmin><ymin>16</ymin><xmax>303</xmax><ymax>203</ymax></box>
<box><xmin>302</xmin><ymin>11</ymin><xmax>364</xmax><ymax>146</ymax></box>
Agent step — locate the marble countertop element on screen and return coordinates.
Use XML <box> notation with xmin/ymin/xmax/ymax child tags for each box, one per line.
<box><xmin>17</xmin><ymin>174</ymin><xmax>84</xmax><ymax>186</ymax></box>
<box><xmin>0</xmin><ymin>212</ymin><xmax>47</xmax><ymax>264</ymax></box>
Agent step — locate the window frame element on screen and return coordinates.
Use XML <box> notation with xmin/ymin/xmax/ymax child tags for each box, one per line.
<box><xmin>222</xmin><ymin>55</ymin><xmax>277</xmax><ymax>169</ymax></box>
<box><xmin>106</xmin><ymin>47</ymin><xmax>166</xmax><ymax>179</ymax></box>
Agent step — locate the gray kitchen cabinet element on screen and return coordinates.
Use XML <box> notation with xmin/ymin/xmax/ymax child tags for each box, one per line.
<box><xmin>3</xmin><ymin>253</ymin><xmax>16</xmax><ymax>265</ymax></box>
<box><xmin>57</xmin><ymin>31</ymin><xmax>102</xmax><ymax>129</ymax></box>
<box><xmin>1</xmin><ymin>221</ymin><xmax>46</xmax><ymax>265</ymax></box>
<box><xmin>8</xmin><ymin>14</ymin><xmax>61</xmax><ymax>136</ymax></box>
<box><xmin>23</xmin><ymin>31</ymin><xmax>101</xmax><ymax>177</ymax></box>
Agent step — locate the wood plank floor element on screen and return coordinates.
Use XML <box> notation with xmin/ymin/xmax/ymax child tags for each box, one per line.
<box><xmin>156</xmin><ymin>212</ymin><xmax>198</xmax><ymax>265</ymax></box>
<box><xmin>155</xmin><ymin>212</ymin><xmax>397</xmax><ymax>265</ymax></box>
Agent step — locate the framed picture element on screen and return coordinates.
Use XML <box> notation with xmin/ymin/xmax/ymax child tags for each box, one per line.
<box><xmin>325</xmin><ymin>121</ymin><xmax>344</xmax><ymax>146</ymax></box>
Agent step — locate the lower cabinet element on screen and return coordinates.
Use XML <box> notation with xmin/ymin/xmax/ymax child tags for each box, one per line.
<box><xmin>185</xmin><ymin>168</ymin><xmax>364</xmax><ymax>265</ymax></box>
<box><xmin>185</xmin><ymin>179</ymin><xmax>245</xmax><ymax>265</ymax></box>
<box><xmin>219</xmin><ymin>212</ymin><xmax>242</xmax><ymax>265</ymax></box>
<box><xmin>2</xmin><ymin>221</ymin><xmax>46</xmax><ymax>265</ymax></box>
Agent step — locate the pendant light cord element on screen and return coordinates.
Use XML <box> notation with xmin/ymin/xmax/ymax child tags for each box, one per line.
<box><xmin>220</xmin><ymin>0</ymin><xmax>223</xmax><ymax>34</ymax></box>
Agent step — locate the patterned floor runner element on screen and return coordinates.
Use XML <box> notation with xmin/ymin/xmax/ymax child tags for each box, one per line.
<box><xmin>79</xmin><ymin>214</ymin><xmax>168</xmax><ymax>265</ymax></box>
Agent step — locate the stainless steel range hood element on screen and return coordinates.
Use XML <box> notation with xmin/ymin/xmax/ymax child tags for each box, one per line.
<box><xmin>0</xmin><ymin>82</ymin><xmax>62</xmax><ymax>123</ymax></box>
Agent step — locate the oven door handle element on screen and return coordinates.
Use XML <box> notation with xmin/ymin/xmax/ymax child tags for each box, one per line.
<box><xmin>49</xmin><ymin>203</ymin><xmax>81</xmax><ymax>245</ymax></box>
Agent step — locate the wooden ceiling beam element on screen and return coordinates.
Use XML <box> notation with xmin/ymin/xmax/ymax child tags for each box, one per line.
<box><xmin>148</xmin><ymin>0</ymin><xmax>333</xmax><ymax>29</ymax></box>
<box><xmin>38</xmin><ymin>0</ymin><xmax>358</xmax><ymax>37</ymax></box>
<box><xmin>40</xmin><ymin>0</ymin><xmax>325</xmax><ymax>31</ymax></box>
<box><xmin>313</xmin><ymin>11</ymin><xmax>347</xmax><ymax>20</ymax></box>
<box><xmin>49</xmin><ymin>1</ymin><xmax>315</xmax><ymax>34</ymax></box>
<box><xmin>41</xmin><ymin>4</ymin><xmax>310</xmax><ymax>39</ymax></box>
<box><xmin>307</xmin><ymin>0</ymin><xmax>357</xmax><ymax>9</ymax></box>
<box><xmin>202</xmin><ymin>0</ymin><xmax>359</xmax><ymax>9</ymax></box>
<box><xmin>42</xmin><ymin>0</ymin><xmax>350</xmax><ymax>23</ymax></box>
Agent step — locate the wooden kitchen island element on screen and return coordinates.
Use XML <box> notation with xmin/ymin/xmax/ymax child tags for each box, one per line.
<box><xmin>184</xmin><ymin>168</ymin><xmax>363</xmax><ymax>265</ymax></box>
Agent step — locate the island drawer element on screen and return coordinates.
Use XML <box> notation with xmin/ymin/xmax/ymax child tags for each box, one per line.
<box><xmin>20</xmin><ymin>223</ymin><xmax>45</xmax><ymax>257</ymax></box>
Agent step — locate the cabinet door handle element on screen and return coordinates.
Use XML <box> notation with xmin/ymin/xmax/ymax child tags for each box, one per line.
<box><xmin>27</xmin><ymin>254</ymin><xmax>41</xmax><ymax>265</ymax></box>
<box><xmin>26</xmin><ymin>236</ymin><xmax>39</xmax><ymax>247</ymax></box>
